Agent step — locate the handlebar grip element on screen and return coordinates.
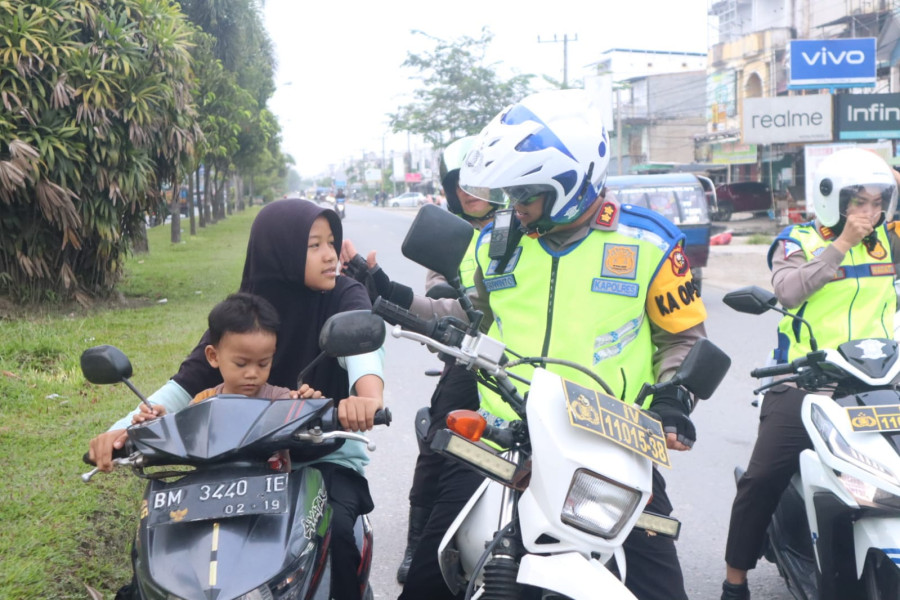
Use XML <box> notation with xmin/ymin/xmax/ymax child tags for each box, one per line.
<box><xmin>750</xmin><ymin>363</ymin><xmax>795</xmax><ymax>378</ymax></box>
<box><xmin>82</xmin><ymin>444</ymin><xmax>130</xmax><ymax>466</ymax></box>
<box><xmin>374</xmin><ymin>408</ymin><xmax>392</xmax><ymax>427</ymax></box>
<box><xmin>372</xmin><ymin>297</ymin><xmax>433</xmax><ymax>337</ymax></box>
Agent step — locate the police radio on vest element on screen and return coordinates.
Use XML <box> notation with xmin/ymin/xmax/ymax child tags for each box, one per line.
<box><xmin>802</xmin><ymin>48</ymin><xmax>866</xmax><ymax>66</ymax></box>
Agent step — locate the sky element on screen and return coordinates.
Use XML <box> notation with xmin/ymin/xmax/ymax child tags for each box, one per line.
<box><xmin>262</xmin><ymin>0</ymin><xmax>713</xmax><ymax>178</ymax></box>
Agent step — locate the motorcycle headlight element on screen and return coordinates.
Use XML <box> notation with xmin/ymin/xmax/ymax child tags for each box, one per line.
<box><xmin>560</xmin><ymin>468</ymin><xmax>642</xmax><ymax>539</ymax></box>
<box><xmin>810</xmin><ymin>404</ymin><xmax>900</xmax><ymax>489</ymax></box>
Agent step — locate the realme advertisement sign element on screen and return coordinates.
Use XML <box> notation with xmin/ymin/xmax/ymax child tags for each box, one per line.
<box><xmin>742</xmin><ymin>95</ymin><xmax>832</xmax><ymax>144</ymax></box>
<box><xmin>789</xmin><ymin>38</ymin><xmax>876</xmax><ymax>88</ymax></box>
<box><xmin>835</xmin><ymin>93</ymin><xmax>900</xmax><ymax>140</ymax></box>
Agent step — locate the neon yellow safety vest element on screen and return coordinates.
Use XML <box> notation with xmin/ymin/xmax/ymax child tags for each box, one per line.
<box><xmin>459</xmin><ymin>230</ymin><xmax>479</xmax><ymax>294</ymax></box>
<box><xmin>770</xmin><ymin>223</ymin><xmax>896</xmax><ymax>363</ymax></box>
<box><xmin>476</xmin><ymin>205</ymin><xmax>691</xmax><ymax>425</ymax></box>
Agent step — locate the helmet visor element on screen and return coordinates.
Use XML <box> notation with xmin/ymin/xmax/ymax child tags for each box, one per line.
<box><xmin>503</xmin><ymin>184</ymin><xmax>557</xmax><ymax>206</ymax></box>
<box><xmin>459</xmin><ymin>183</ymin><xmax>509</xmax><ymax>206</ymax></box>
<box><xmin>838</xmin><ymin>183</ymin><xmax>897</xmax><ymax>218</ymax></box>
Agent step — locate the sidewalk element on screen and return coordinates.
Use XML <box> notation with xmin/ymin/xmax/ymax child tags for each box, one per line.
<box><xmin>703</xmin><ymin>238</ymin><xmax>772</xmax><ymax>292</ymax></box>
<box><xmin>702</xmin><ymin>213</ymin><xmax>785</xmax><ymax>292</ymax></box>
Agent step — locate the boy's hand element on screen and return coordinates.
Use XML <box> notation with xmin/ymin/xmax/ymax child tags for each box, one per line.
<box><xmin>338</xmin><ymin>395</ymin><xmax>383</xmax><ymax>432</ymax></box>
<box><xmin>88</xmin><ymin>429</ymin><xmax>128</xmax><ymax>472</ymax></box>
<box><xmin>131</xmin><ymin>403</ymin><xmax>166</xmax><ymax>425</ymax></box>
<box><xmin>291</xmin><ymin>384</ymin><xmax>323</xmax><ymax>399</ymax></box>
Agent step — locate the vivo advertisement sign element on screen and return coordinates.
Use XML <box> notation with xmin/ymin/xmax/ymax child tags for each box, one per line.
<box><xmin>789</xmin><ymin>38</ymin><xmax>876</xmax><ymax>88</ymax></box>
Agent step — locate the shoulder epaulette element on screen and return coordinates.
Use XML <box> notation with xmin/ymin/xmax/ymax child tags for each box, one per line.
<box><xmin>615</xmin><ymin>203</ymin><xmax>684</xmax><ymax>248</ymax></box>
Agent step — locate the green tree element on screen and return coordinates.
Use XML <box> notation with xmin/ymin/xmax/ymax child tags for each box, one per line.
<box><xmin>0</xmin><ymin>0</ymin><xmax>197</xmax><ymax>303</ymax></box>
<box><xmin>389</xmin><ymin>28</ymin><xmax>534</xmax><ymax>147</ymax></box>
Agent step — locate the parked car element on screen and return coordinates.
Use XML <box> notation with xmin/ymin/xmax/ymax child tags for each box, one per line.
<box><xmin>388</xmin><ymin>192</ymin><xmax>426</xmax><ymax>207</ymax></box>
<box><xmin>604</xmin><ymin>173</ymin><xmax>711</xmax><ymax>288</ymax></box>
<box><xmin>713</xmin><ymin>181</ymin><xmax>772</xmax><ymax>221</ymax></box>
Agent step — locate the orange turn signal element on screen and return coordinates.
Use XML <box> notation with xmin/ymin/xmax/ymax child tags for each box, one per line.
<box><xmin>446</xmin><ymin>410</ymin><xmax>487</xmax><ymax>442</ymax></box>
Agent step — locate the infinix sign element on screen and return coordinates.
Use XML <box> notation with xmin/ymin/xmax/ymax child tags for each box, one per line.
<box><xmin>742</xmin><ymin>95</ymin><xmax>833</xmax><ymax>144</ymax></box>
<box><xmin>789</xmin><ymin>38</ymin><xmax>876</xmax><ymax>89</ymax></box>
<box><xmin>836</xmin><ymin>93</ymin><xmax>900</xmax><ymax>140</ymax></box>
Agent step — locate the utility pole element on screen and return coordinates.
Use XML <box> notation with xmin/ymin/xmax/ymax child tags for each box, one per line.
<box><xmin>538</xmin><ymin>34</ymin><xmax>578</xmax><ymax>88</ymax></box>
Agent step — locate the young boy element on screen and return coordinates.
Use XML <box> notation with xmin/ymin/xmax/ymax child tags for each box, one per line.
<box><xmin>133</xmin><ymin>292</ymin><xmax>293</xmax><ymax>423</ymax></box>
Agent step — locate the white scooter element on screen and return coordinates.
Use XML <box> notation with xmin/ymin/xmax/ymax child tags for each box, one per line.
<box><xmin>373</xmin><ymin>205</ymin><xmax>732</xmax><ymax>599</ymax></box>
<box><xmin>726</xmin><ymin>286</ymin><xmax>900</xmax><ymax>600</ymax></box>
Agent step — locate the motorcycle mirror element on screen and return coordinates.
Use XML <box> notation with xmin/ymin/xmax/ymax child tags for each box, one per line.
<box><xmin>80</xmin><ymin>345</ymin><xmax>133</xmax><ymax>384</ymax></box>
<box><xmin>723</xmin><ymin>286</ymin><xmax>778</xmax><ymax>315</ymax></box>
<box><xmin>319</xmin><ymin>310</ymin><xmax>386</xmax><ymax>357</ymax></box>
<box><xmin>401</xmin><ymin>204</ymin><xmax>473</xmax><ymax>285</ymax></box>
<box><xmin>672</xmin><ymin>339</ymin><xmax>731</xmax><ymax>400</ymax></box>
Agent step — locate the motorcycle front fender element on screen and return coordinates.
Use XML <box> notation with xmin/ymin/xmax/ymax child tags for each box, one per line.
<box><xmin>517</xmin><ymin>552</ymin><xmax>637</xmax><ymax>600</ymax></box>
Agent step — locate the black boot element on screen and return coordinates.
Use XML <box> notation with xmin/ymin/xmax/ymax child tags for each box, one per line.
<box><xmin>396</xmin><ymin>505</ymin><xmax>431</xmax><ymax>584</ymax></box>
<box><xmin>721</xmin><ymin>580</ymin><xmax>750</xmax><ymax>600</ymax></box>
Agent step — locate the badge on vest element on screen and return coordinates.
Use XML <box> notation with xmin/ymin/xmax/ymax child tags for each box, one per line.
<box><xmin>601</xmin><ymin>244</ymin><xmax>639</xmax><ymax>280</ymax></box>
<box><xmin>867</xmin><ymin>239</ymin><xmax>887</xmax><ymax>260</ymax></box>
<box><xmin>485</xmin><ymin>246</ymin><xmax>522</xmax><ymax>276</ymax></box>
<box><xmin>484</xmin><ymin>274</ymin><xmax>517</xmax><ymax>292</ymax></box>
<box><xmin>592</xmin><ymin>278</ymin><xmax>639</xmax><ymax>298</ymax></box>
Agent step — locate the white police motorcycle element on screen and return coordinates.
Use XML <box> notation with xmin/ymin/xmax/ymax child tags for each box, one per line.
<box><xmin>726</xmin><ymin>285</ymin><xmax>900</xmax><ymax>600</ymax></box>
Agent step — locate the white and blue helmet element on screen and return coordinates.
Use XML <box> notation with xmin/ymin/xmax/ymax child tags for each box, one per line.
<box><xmin>460</xmin><ymin>89</ymin><xmax>610</xmax><ymax>233</ymax></box>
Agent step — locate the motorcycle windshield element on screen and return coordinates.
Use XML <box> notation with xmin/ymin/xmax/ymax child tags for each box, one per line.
<box><xmin>128</xmin><ymin>396</ymin><xmax>336</xmax><ymax>464</ymax></box>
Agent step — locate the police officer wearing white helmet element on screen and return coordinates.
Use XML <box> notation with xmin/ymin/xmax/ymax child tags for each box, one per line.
<box><xmin>406</xmin><ymin>88</ymin><xmax>709</xmax><ymax>600</ymax></box>
<box><xmin>721</xmin><ymin>148</ymin><xmax>900</xmax><ymax>600</ymax></box>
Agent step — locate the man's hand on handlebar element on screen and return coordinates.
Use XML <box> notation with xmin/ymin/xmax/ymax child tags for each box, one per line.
<box><xmin>338</xmin><ymin>395</ymin><xmax>383</xmax><ymax>432</ymax></box>
<box><xmin>88</xmin><ymin>428</ymin><xmax>128</xmax><ymax>472</ymax></box>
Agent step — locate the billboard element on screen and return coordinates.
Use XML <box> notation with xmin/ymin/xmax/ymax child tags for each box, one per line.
<box><xmin>789</xmin><ymin>38</ymin><xmax>876</xmax><ymax>89</ymax></box>
<box><xmin>835</xmin><ymin>93</ymin><xmax>900</xmax><ymax>140</ymax></box>
<box><xmin>742</xmin><ymin>95</ymin><xmax>832</xmax><ymax>144</ymax></box>
<box><xmin>707</xmin><ymin>70</ymin><xmax>737</xmax><ymax>131</ymax></box>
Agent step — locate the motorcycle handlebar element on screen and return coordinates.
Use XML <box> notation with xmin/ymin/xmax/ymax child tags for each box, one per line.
<box><xmin>373</xmin><ymin>297</ymin><xmax>434</xmax><ymax>337</ymax></box>
<box><xmin>320</xmin><ymin>407</ymin><xmax>392</xmax><ymax>432</ymax></box>
<box><xmin>750</xmin><ymin>363</ymin><xmax>796</xmax><ymax>379</ymax></box>
<box><xmin>373</xmin><ymin>297</ymin><xmax>466</xmax><ymax>348</ymax></box>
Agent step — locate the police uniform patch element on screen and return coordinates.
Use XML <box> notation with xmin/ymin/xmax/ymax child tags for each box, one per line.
<box><xmin>591</xmin><ymin>278</ymin><xmax>639</xmax><ymax>298</ymax></box>
<box><xmin>601</xmin><ymin>244</ymin><xmax>638</xmax><ymax>280</ymax></box>
<box><xmin>783</xmin><ymin>241</ymin><xmax>802</xmax><ymax>259</ymax></box>
<box><xmin>595</xmin><ymin>201</ymin><xmax>617</xmax><ymax>228</ymax></box>
<box><xmin>870</xmin><ymin>264</ymin><xmax>895</xmax><ymax>276</ymax></box>
<box><xmin>485</xmin><ymin>246</ymin><xmax>522</xmax><ymax>276</ymax></box>
<box><xmin>812</xmin><ymin>247</ymin><xmax>826</xmax><ymax>257</ymax></box>
<box><xmin>484</xmin><ymin>274</ymin><xmax>517</xmax><ymax>292</ymax></box>
<box><xmin>670</xmin><ymin>250</ymin><xmax>690</xmax><ymax>277</ymax></box>
<box><xmin>867</xmin><ymin>239</ymin><xmax>887</xmax><ymax>260</ymax></box>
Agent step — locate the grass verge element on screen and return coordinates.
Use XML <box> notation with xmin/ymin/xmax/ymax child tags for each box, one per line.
<box><xmin>0</xmin><ymin>206</ymin><xmax>261</xmax><ymax>598</ymax></box>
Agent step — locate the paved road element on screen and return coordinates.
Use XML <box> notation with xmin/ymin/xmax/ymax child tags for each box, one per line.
<box><xmin>342</xmin><ymin>204</ymin><xmax>793</xmax><ymax>600</ymax></box>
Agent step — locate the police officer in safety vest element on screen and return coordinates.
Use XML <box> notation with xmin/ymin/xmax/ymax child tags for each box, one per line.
<box><xmin>721</xmin><ymin>148</ymin><xmax>900</xmax><ymax>600</ymax></box>
<box><xmin>450</xmin><ymin>89</ymin><xmax>709</xmax><ymax>600</ymax></box>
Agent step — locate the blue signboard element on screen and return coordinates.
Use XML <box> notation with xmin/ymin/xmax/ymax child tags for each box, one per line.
<box><xmin>789</xmin><ymin>38</ymin><xmax>876</xmax><ymax>89</ymax></box>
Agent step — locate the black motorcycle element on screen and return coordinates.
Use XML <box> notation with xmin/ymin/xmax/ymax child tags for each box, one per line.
<box><xmin>81</xmin><ymin>310</ymin><xmax>389</xmax><ymax>600</ymax></box>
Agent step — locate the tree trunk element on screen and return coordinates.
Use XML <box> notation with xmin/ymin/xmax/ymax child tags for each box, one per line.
<box><xmin>187</xmin><ymin>168</ymin><xmax>197</xmax><ymax>236</ymax></box>
<box><xmin>204</xmin><ymin>165</ymin><xmax>215</xmax><ymax>224</ymax></box>
<box><xmin>170</xmin><ymin>166</ymin><xmax>181</xmax><ymax>244</ymax></box>
<box><xmin>196</xmin><ymin>167</ymin><xmax>206</xmax><ymax>228</ymax></box>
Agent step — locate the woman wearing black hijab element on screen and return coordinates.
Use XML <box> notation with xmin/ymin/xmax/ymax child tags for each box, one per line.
<box><xmin>90</xmin><ymin>199</ymin><xmax>385</xmax><ymax>600</ymax></box>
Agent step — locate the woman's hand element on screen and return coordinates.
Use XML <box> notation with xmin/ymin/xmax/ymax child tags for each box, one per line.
<box><xmin>338</xmin><ymin>395</ymin><xmax>383</xmax><ymax>432</ymax></box>
<box><xmin>291</xmin><ymin>384</ymin><xmax>323</xmax><ymax>399</ymax></box>
<box><xmin>131</xmin><ymin>403</ymin><xmax>166</xmax><ymax>425</ymax></box>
